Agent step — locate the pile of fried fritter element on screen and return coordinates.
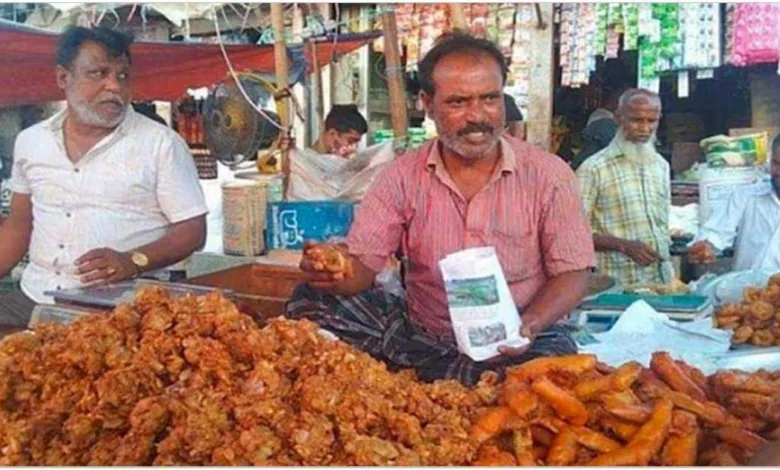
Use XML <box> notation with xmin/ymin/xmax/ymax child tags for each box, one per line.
<box><xmin>2</xmin><ymin>287</ymin><xmax>779</xmax><ymax>466</ymax></box>
<box><xmin>0</xmin><ymin>287</ymin><xmax>495</xmax><ymax>465</ymax></box>
<box><xmin>714</xmin><ymin>274</ymin><xmax>780</xmax><ymax>346</ymax></box>
<box><xmin>470</xmin><ymin>352</ymin><xmax>780</xmax><ymax>466</ymax></box>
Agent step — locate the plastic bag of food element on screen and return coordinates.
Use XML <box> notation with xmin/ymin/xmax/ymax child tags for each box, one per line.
<box><xmin>439</xmin><ymin>247</ymin><xmax>529</xmax><ymax>361</ymax></box>
<box><xmin>700</xmin><ymin>132</ymin><xmax>768</xmax><ymax>167</ymax></box>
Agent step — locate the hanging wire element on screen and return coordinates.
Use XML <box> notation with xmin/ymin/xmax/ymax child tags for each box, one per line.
<box><xmin>211</xmin><ymin>6</ymin><xmax>286</xmax><ymax>132</ymax></box>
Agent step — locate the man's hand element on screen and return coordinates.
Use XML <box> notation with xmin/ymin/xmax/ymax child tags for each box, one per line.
<box><xmin>278</xmin><ymin>134</ymin><xmax>295</xmax><ymax>152</ymax></box>
<box><xmin>75</xmin><ymin>248</ymin><xmax>139</xmax><ymax>285</ymax></box>
<box><xmin>688</xmin><ymin>240</ymin><xmax>717</xmax><ymax>264</ymax></box>
<box><xmin>620</xmin><ymin>240</ymin><xmax>662</xmax><ymax>266</ymax></box>
<box><xmin>300</xmin><ymin>241</ymin><xmax>351</xmax><ymax>291</ymax></box>
<box><xmin>497</xmin><ymin>323</ymin><xmax>535</xmax><ymax>357</ymax></box>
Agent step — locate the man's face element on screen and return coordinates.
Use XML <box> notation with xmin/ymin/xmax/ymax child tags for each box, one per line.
<box><xmin>421</xmin><ymin>52</ymin><xmax>505</xmax><ymax>161</ymax></box>
<box><xmin>56</xmin><ymin>41</ymin><xmax>131</xmax><ymax>129</ymax></box>
<box><xmin>324</xmin><ymin>128</ymin><xmax>362</xmax><ymax>157</ymax></box>
<box><xmin>771</xmin><ymin>148</ymin><xmax>780</xmax><ymax>196</ymax></box>
<box><xmin>616</xmin><ymin>98</ymin><xmax>661</xmax><ymax>144</ymax></box>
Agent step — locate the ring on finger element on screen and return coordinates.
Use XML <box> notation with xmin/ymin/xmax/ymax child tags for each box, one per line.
<box><xmin>107</xmin><ymin>267</ymin><xmax>117</xmax><ymax>276</ymax></box>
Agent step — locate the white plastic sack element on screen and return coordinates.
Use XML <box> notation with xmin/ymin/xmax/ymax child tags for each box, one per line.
<box><xmin>286</xmin><ymin>142</ymin><xmax>396</xmax><ymax>202</ymax></box>
<box><xmin>439</xmin><ymin>247</ymin><xmax>529</xmax><ymax>362</ymax></box>
<box><xmin>692</xmin><ymin>269</ymin><xmax>780</xmax><ymax>308</ymax></box>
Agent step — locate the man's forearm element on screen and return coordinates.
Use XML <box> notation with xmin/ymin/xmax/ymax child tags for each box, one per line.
<box><xmin>521</xmin><ymin>269</ymin><xmax>591</xmax><ymax>336</ymax></box>
<box><xmin>130</xmin><ymin>216</ymin><xmax>206</xmax><ymax>273</ymax></box>
<box><xmin>593</xmin><ymin>233</ymin><xmax>628</xmax><ymax>253</ymax></box>
<box><xmin>0</xmin><ymin>222</ymin><xmax>31</xmax><ymax>278</ymax></box>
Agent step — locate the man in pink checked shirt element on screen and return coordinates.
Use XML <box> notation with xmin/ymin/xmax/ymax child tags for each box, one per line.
<box><xmin>286</xmin><ymin>33</ymin><xmax>596</xmax><ymax>385</ymax></box>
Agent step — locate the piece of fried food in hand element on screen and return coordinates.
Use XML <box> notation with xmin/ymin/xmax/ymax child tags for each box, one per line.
<box><xmin>305</xmin><ymin>244</ymin><xmax>354</xmax><ymax>279</ymax></box>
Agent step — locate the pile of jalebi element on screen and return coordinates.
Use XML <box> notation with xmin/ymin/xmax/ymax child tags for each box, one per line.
<box><xmin>713</xmin><ymin>274</ymin><xmax>780</xmax><ymax>347</ymax></box>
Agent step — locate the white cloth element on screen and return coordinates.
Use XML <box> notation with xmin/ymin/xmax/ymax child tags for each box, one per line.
<box><xmin>695</xmin><ymin>181</ymin><xmax>780</xmax><ymax>272</ymax></box>
<box><xmin>586</xmin><ymin>108</ymin><xmax>615</xmax><ymax>127</ymax></box>
<box><xmin>8</xmin><ymin>108</ymin><xmax>209</xmax><ymax>303</ymax></box>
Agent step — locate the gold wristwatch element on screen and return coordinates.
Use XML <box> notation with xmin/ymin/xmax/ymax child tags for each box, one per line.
<box><xmin>130</xmin><ymin>251</ymin><xmax>150</xmax><ymax>278</ymax></box>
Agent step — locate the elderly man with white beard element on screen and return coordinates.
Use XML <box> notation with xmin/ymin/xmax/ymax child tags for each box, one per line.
<box><xmin>576</xmin><ymin>88</ymin><xmax>672</xmax><ymax>288</ymax></box>
<box><xmin>0</xmin><ymin>27</ymin><xmax>207</xmax><ymax>328</ymax></box>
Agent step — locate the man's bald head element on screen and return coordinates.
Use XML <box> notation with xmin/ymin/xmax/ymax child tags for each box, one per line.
<box><xmin>616</xmin><ymin>88</ymin><xmax>662</xmax><ymax>144</ymax></box>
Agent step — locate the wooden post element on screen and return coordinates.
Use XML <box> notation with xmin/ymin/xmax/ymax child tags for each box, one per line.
<box><xmin>271</xmin><ymin>3</ymin><xmax>291</xmax><ymax>189</ymax></box>
<box><xmin>449</xmin><ymin>4</ymin><xmax>468</xmax><ymax>32</ymax></box>
<box><xmin>310</xmin><ymin>41</ymin><xmax>325</xmax><ymax>136</ymax></box>
<box><xmin>526</xmin><ymin>3</ymin><xmax>554</xmax><ymax>151</ymax></box>
<box><xmin>379</xmin><ymin>6</ymin><xmax>408</xmax><ymax>146</ymax></box>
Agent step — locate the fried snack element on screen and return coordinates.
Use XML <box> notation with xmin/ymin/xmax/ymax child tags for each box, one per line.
<box><xmin>510</xmin><ymin>427</ymin><xmax>537</xmax><ymax>466</ymax></box>
<box><xmin>650</xmin><ymin>351</ymin><xmax>707</xmax><ymax>402</ymax></box>
<box><xmin>529</xmin><ymin>424</ymin><xmax>555</xmax><ymax>447</ymax></box>
<box><xmin>715</xmin><ymin>314</ymin><xmax>741</xmax><ymax>328</ymax></box>
<box><xmin>0</xmin><ymin>287</ymin><xmax>492</xmax><ymax>466</ymax></box>
<box><xmin>610</xmin><ymin>361</ymin><xmax>643</xmax><ymax>390</ymax></box>
<box><xmin>635</xmin><ymin>369</ymin><xmax>672</xmax><ymax>402</ymax></box>
<box><xmin>602</xmin><ymin>403</ymin><xmax>652</xmax><ymax>424</ymax></box>
<box><xmin>545</xmin><ymin>427</ymin><xmax>579</xmax><ymax>466</ymax></box>
<box><xmin>569</xmin><ymin>426</ymin><xmax>622</xmax><ymax>453</ymax></box>
<box><xmin>470</xmin><ymin>407</ymin><xmax>514</xmax><ymax>444</ymax></box>
<box><xmin>473</xmin><ymin>443</ymin><xmax>517</xmax><ymax>466</ymax></box>
<box><xmin>573</xmin><ymin>375</ymin><xmax>612</xmax><ymax>401</ymax></box>
<box><xmin>661</xmin><ymin>411</ymin><xmax>699</xmax><ymax>466</ymax></box>
<box><xmin>664</xmin><ymin>390</ymin><xmax>727</xmax><ymax>425</ymax></box>
<box><xmin>500</xmin><ymin>382</ymin><xmax>539</xmax><ymax>418</ymax></box>
<box><xmin>623</xmin><ymin>399</ymin><xmax>674</xmax><ymax>465</ymax></box>
<box><xmin>506</xmin><ymin>355</ymin><xmax>597</xmax><ymax>383</ymax></box>
<box><xmin>305</xmin><ymin>244</ymin><xmax>354</xmax><ymax>279</ymax></box>
<box><xmin>531</xmin><ymin>376</ymin><xmax>589</xmax><ymax>426</ymax></box>
<box><xmin>751</xmin><ymin>329</ymin><xmax>775</xmax><ymax>346</ymax></box>
<box><xmin>714</xmin><ymin>279</ymin><xmax>780</xmax><ymax>347</ymax></box>
<box><xmin>713</xmin><ymin>427</ymin><xmax>768</xmax><ymax>453</ymax></box>
<box><xmin>732</xmin><ymin>325</ymin><xmax>755</xmax><ymax>344</ymax></box>
<box><xmin>585</xmin><ymin>446</ymin><xmax>637</xmax><ymax>466</ymax></box>
<box><xmin>598</xmin><ymin>416</ymin><xmax>639</xmax><ymax>442</ymax></box>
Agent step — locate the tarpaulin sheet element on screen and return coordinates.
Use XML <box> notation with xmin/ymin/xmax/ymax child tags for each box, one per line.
<box><xmin>0</xmin><ymin>19</ymin><xmax>379</xmax><ymax>107</ymax></box>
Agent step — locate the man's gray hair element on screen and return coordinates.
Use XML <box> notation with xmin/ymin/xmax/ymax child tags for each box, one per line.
<box><xmin>617</xmin><ymin>88</ymin><xmax>662</xmax><ymax>112</ymax></box>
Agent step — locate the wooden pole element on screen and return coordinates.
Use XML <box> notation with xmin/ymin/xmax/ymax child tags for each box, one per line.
<box><xmin>310</xmin><ymin>41</ymin><xmax>325</xmax><ymax>137</ymax></box>
<box><xmin>271</xmin><ymin>3</ymin><xmax>291</xmax><ymax>189</ymax></box>
<box><xmin>449</xmin><ymin>4</ymin><xmax>468</xmax><ymax>32</ymax></box>
<box><xmin>379</xmin><ymin>6</ymin><xmax>408</xmax><ymax>146</ymax></box>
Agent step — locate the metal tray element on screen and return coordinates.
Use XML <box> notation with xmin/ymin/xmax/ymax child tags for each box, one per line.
<box><xmin>45</xmin><ymin>280</ymin><xmax>234</xmax><ymax>309</ymax></box>
<box><xmin>714</xmin><ymin>347</ymin><xmax>780</xmax><ymax>372</ymax></box>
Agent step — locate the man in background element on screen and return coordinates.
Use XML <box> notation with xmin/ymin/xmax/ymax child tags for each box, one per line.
<box><xmin>504</xmin><ymin>93</ymin><xmax>525</xmax><ymax>140</ymax></box>
<box><xmin>689</xmin><ymin>134</ymin><xmax>780</xmax><ymax>272</ymax></box>
<box><xmin>577</xmin><ymin>88</ymin><xmax>672</xmax><ymax>288</ymax></box>
<box><xmin>312</xmin><ymin>104</ymin><xmax>368</xmax><ymax>157</ymax></box>
<box><xmin>572</xmin><ymin>88</ymin><xmax>624</xmax><ymax>171</ymax></box>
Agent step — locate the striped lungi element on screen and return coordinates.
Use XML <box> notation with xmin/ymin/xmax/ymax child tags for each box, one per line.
<box><xmin>0</xmin><ymin>289</ymin><xmax>37</xmax><ymax>332</ymax></box>
<box><xmin>285</xmin><ymin>284</ymin><xmax>577</xmax><ymax>386</ymax></box>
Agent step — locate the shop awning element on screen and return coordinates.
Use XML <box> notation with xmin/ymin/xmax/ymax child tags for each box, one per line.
<box><xmin>0</xmin><ymin>19</ymin><xmax>379</xmax><ymax>107</ymax></box>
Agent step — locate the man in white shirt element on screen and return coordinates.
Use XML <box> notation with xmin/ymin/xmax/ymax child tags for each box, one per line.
<box><xmin>0</xmin><ymin>27</ymin><xmax>208</xmax><ymax>328</ymax></box>
<box><xmin>689</xmin><ymin>135</ymin><xmax>780</xmax><ymax>272</ymax></box>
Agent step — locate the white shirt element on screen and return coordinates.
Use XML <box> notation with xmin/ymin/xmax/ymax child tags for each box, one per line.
<box><xmin>8</xmin><ymin>108</ymin><xmax>209</xmax><ymax>303</ymax></box>
<box><xmin>695</xmin><ymin>180</ymin><xmax>780</xmax><ymax>272</ymax></box>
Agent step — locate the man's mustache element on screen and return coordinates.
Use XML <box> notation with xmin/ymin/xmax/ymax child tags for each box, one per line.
<box><xmin>457</xmin><ymin>122</ymin><xmax>495</xmax><ymax>136</ymax></box>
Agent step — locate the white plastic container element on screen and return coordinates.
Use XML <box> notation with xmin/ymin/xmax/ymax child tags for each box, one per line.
<box><xmin>698</xmin><ymin>166</ymin><xmax>761</xmax><ymax>224</ymax></box>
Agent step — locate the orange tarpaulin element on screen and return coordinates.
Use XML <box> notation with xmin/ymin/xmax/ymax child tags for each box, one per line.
<box><xmin>0</xmin><ymin>19</ymin><xmax>379</xmax><ymax>107</ymax></box>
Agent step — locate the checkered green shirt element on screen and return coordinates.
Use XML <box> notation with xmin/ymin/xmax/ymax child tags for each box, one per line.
<box><xmin>576</xmin><ymin>140</ymin><xmax>671</xmax><ymax>286</ymax></box>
